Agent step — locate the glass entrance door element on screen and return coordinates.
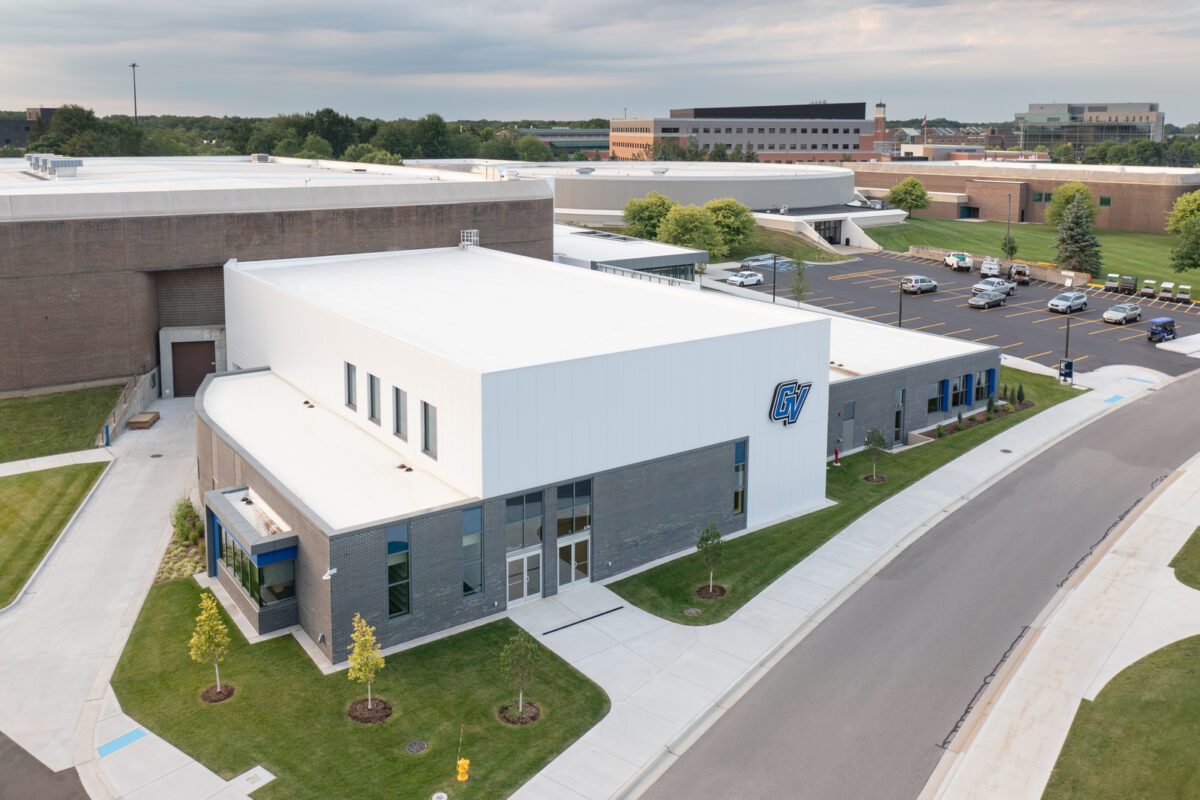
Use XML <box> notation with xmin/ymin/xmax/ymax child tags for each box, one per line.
<box><xmin>557</xmin><ymin>536</ymin><xmax>590</xmax><ymax>591</ymax></box>
<box><xmin>506</xmin><ymin>551</ymin><xmax>541</xmax><ymax>606</ymax></box>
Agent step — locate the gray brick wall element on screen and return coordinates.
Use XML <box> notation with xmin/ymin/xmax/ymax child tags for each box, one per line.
<box><xmin>156</xmin><ymin>266</ymin><xmax>224</xmax><ymax>327</ymax></box>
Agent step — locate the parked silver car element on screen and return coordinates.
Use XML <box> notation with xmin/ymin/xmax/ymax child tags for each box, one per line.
<box><xmin>1102</xmin><ymin>302</ymin><xmax>1142</xmax><ymax>324</ymax></box>
<box><xmin>972</xmin><ymin>277</ymin><xmax>1017</xmax><ymax>296</ymax></box>
<box><xmin>901</xmin><ymin>275</ymin><xmax>938</xmax><ymax>294</ymax></box>
<box><xmin>1047</xmin><ymin>291</ymin><xmax>1088</xmax><ymax>313</ymax></box>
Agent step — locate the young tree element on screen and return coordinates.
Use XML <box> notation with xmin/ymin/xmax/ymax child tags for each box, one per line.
<box><xmin>1055</xmin><ymin>194</ymin><xmax>1103</xmax><ymax>276</ymax></box>
<box><xmin>1001</xmin><ymin>234</ymin><xmax>1018</xmax><ymax>260</ymax></box>
<box><xmin>790</xmin><ymin>262</ymin><xmax>808</xmax><ymax>304</ymax></box>
<box><xmin>885</xmin><ymin>177</ymin><xmax>930</xmax><ymax>218</ymax></box>
<box><xmin>347</xmin><ymin>613</ymin><xmax>385</xmax><ymax>710</ymax></box>
<box><xmin>1166</xmin><ymin>189</ymin><xmax>1200</xmax><ymax>234</ymax></box>
<box><xmin>656</xmin><ymin>205</ymin><xmax>727</xmax><ymax>258</ymax></box>
<box><xmin>1045</xmin><ymin>182</ymin><xmax>1098</xmax><ymax>227</ymax></box>
<box><xmin>623</xmin><ymin>191</ymin><xmax>677</xmax><ymax>240</ymax></box>
<box><xmin>1170</xmin><ymin>216</ymin><xmax>1200</xmax><ymax>273</ymax></box>
<box><xmin>515</xmin><ymin>134</ymin><xmax>552</xmax><ymax>162</ymax></box>
<box><xmin>864</xmin><ymin>427</ymin><xmax>888</xmax><ymax>480</ymax></box>
<box><xmin>1051</xmin><ymin>144</ymin><xmax>1076</xmax><ymax>164</ymax></box>
<box><xmin>702</xmin><ymin>198</ymin><xmax>756</xmax><ymax>252</ymax></box>
<box><xmin>695</xmin><ymin>522</ymin><xmax>724</xmax><ymax>592</ymax></box>
<box><xmin>499</xmin><ymin>628</ymin><xmax>539</xmax><ymax>715</ymax></box>
<box><xmin>188</xmin><ymin>592</ymin><xmax>231</xmax><ymax>692</ymax></box>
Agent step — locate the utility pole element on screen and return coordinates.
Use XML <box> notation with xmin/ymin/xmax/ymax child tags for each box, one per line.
<box><xmin>1006</xmin><ymin>193</ymin><xmax>1012</xmax><ymax>253</ymax></box>
<box><xmin>129</xmin><ymin>63</ymin><xmax>139</xmax><ymax>126</ymax></box>
<box><xmin>897</xmin><ymin>279</ymin><xmax>904</xmax><ymax>328</ymax></box>
<box><xmin>1064</xmin><ymin>312</ymin><xmax>1071</xmax><ymax>359</ymax></box>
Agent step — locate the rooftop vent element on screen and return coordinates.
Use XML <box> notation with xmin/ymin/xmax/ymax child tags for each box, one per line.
<box><xmin>251</xmin><ymin>153</ymin><xmax>270</xmax><ymax>163</ymax></box>
<box><xmin>575</xmin><ymin>167</ymin><xmax>595</xmax><ymax>174</ymax></box>
<box><xmin>460</xmin><ymin>229</ymin><xmax>480</xmax><ymax>248</ymax></box>
<box><xmin>651</xmin><ymin>167</ymin><xmax>668</xmax><ymax>175</ymax></box>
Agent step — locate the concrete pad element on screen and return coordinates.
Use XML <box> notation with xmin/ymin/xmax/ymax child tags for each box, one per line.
<box><xmin>626</xmin><ymin>671</ymin><xmax>717</xmax><ymax>726</ymax></box>
<box><xmin>99</xmin><ymin>734</ymin><xmax>192</xmax><ymax>797</ymax></box>
<box><xmin>663</xmin><ymin>642</ymin><xmax>752</xmax><ymax>694</ymax></box>
<box><xmin>761</xmin><ymin>573</ymin><xmax>832</xmax><ymax>611</ymax></box>
<box><xmin>538</xmin><ymin>621</ymin><xmax>619</xmax><ymax>663</ymax></box>
<box><xmin>531</xmin><ymin>738</ymin><xmax>638</xmax><ymax>800</ymax></box>
<box><xmin>123</xmin><ymin>759</ymin><xmax>229</xmax><ymax>800</ymax></box>
<box><xmin>583</xmin><ymin>703</ymin><xmax>679</xmax><ymax>767</ymax></box>
<box><xmin>732</xmin><ymin>595</ymin><xmax>808</xmax><ymax>635</ymax></box>
<box><xmin>789</xmin><ymin>553</ymin><xmax>862</xmax><ymax>591</ymax></box>
<box><xmin>1018</xmin><ymin>625</ymin><xmax>1115</xmax><ymax>697</ymax></box>
<box><xmin>218</xmin><ymin>764</ymin><xmax>274</xmax><ymax>797</ymax></box>
<box><xmin>510</xmin><ymin>772</ymin><xmax>594</xmax><ymax>800</ymax></box>
<box><xmin>509</xmin><ymin>597</ymin><xmax>580</xmax><ymax>635</ymax></box>
<box><xmin>812</xmin><ymin>535</ymin><xmax>878</xmax><ymax>570</ymax></box>
<box><xmin>941</xmin><ymin>746</ymin><xmax>1054</xmax><ymax>800</ymax></box>
<box><xmin>623</xmin><ymin>624</ymin><xmax>698</xmax><ymax>668</ymax></box>
<box><xmin>695</xmin><ymin>618</ymin><xmax>777</xmax><ymax>662</ymax></box>
<box><xmin>583</xmin><ymin>606</ymin><xmax>669</xmax><ymax>643</ymax></box>
<box><xmin>575</xmin><ymin>645</ymin><xmax>660</xmax><ymax>702</ymax></box>
<box><xmin>554</xmin><ymin>585</ymin><xmax>625</xmax><ymax>620</ymax></box>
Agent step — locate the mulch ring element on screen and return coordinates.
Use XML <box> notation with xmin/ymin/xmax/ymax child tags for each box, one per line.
<box><xmin>940</xmin><ymin>401</ymin><xmax>1035</xmax><ymax>436</ymax></box>
<box><xmin>499</xmin><ymin>702</ymin><xmax>541</xmax><ymax>726</ymax></box>
<box><xmin>201</xmin><ymin>684</ymin><xmax>234</xmax><ymax>704</ymax></box>
<box><xmin>348</xmin><ymin>698</ymin><xmax>393</xmax><ymax>724</ymax></box>
<box><xmin>695</xmin><ymin>584</ymin><xmax>727</xmax><ymax>600</ymax></box>
<box><xmin>862</xmin><ymin>474</ymin><xmax>887</xmax><ymax>483</ymax></box>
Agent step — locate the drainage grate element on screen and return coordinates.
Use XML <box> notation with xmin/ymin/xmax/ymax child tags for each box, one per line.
<box><xmin>405</xmin><ymin>740</ymin><xmax>428</xmax><ymax>755</ymax></box>
<box><xmin>150</xmin><ymin>453</ymin><xmax>163</xmax><ymax>459</ymax></box>
<box><xmin>684</xmin><ymin>608</ymin><xmax>702</xmax><ymax>617</ymax></box>
<box><xmin>1000</xmin><ymin>449</ymin><xmax>1012</xmax><ymax>454</ymax></box>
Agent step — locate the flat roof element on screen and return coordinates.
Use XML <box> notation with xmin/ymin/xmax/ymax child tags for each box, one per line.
<box><xmin>849</xmin><ymin>159</ymin><xmax>1200</xmax><ymax>186</ymax></box>
<box><xmin>202</xmin><ymin>370</ymin><xmax>469</xmax><ymax>531</ymax></box>
<box><xmin>553</xmin><ymin>224</ymin><xmax>707</xmax><ymax>263</ymax></box>
<box><xmin>232</xmin><ymin>245</ymin><xmax>826</xmax><ymax>373</ymax></box>
<box><xmin>0</xmin><ymin>155</ymin><xmax>550</xmax><ymax>222</ymax></box>
<box><xmin>825</xmin><ymin>314</ymin><xmax>993</xmax><ymax>380</ymax></box>
<box><xmin>501</xmin><ymin>161</ymin><xmax>851</xmax><ymax>180</ymax></box>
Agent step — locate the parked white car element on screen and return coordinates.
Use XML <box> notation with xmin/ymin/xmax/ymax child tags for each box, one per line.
<box><xmin>1048</xmin><ymin>291</ymin><xmax>1088</xmax><ymax>313</ymax></box>
<box><xmin>900</xmin><ymin>275</ymin><xmax>939</xmax><ymax>294</ymax></box>
<box><xmin>979</xmin><ymin>257</ymin><xmax>1002</xmax><ymax>278</ymax></box>
<box><xmin>972</xmin><ymin>277</ymin><xmax>1017</xmax><ymax>296</ymax></box>
<box><xmin>727</xmin><ymin>271</ymin><xmax>764</xmax><ymax>287</ymax></box>
<box><xmin>944</xmin><ymin>252</ymin><xmax>973</xmax><ymax>270</ymax></box>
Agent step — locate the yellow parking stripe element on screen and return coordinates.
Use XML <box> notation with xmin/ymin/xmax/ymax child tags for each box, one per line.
<box><xmin>890</xmin><ymin>317</ymin><xmax>920</xmax><ymax>325</ymax></box>
<box><xmin>822</xmin><ymin>300</ymin><xmax>855</xmax><ymax>308</ymax></box>
<box><xmin>1001</xmin><ymin>341</ymin><xmax>1024</xmax><ymax>349</ymax></box>
<box><xmin>941</xmin><ymin>328</ymin><xmax>971</xmax><ymax>337</ymax></box>
<box><xmin>1005</xmin><ymin>308</ymin><xmax>1043</xmax><ymax>317</ymax></box>
<box><xmin>973</xmin><ymin>334</ymin><xmax>999</xmax><ymax>342</ymax></box>
<box><xmin>865</xmin><ymin>310</ymin><xmax>896</xmax><ymax>319</ymax></box>
<box><xmin>1119</xmin><ymin>332</ymin><xmax>1145</xmax><ymax>341</ymax></box>
<box><xmin>1074</xmin><ymin>355</ymin><xmax>1090</xmax><ymax>361</ymax></box>
<box><xmin>807</xmin><ymin>296</ymin><xmax>835</xmax><ymax>302</ymax></box>
<box><xmin>1025</xmin><ymin>350</ymin><xmax>1052</xmax><ymax>359</ymax></box>
<box><xmin>844</xmin><ymin>306</ymin><xmax>876</xmax><ymax>313</ymax></box>
<box><xmin>828</xmin><ymin>269</ymin><xmax>894</xmax><ymax>281</ymax></box>
<box><xmin>1031</xmin><ymin>315</ymin><xmax>1070</xmax><ymax>324</ymax></box>
<box><xmin>914</xmin><ymin>322</ymin><xmax>945</xmax><ymax>330</ymax></box>
<box><xmin>934</xmin><ymin>293</ymin><xmax>972</xmax><ymax>302</ymax></box>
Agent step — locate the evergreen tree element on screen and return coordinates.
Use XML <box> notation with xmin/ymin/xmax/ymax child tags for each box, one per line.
<box><xmin>1055</xmin><ymin>194</ymin><xmax>1103</xmax><ymax>276</ymax></box>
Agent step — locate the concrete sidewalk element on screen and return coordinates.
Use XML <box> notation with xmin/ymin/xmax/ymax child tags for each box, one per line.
<box><xmin>508</xmin><ymin>363</ymin><xmax>1175</xmax><ymax>800</ymax></box>
<box><xmin>926</xmin><ymin>451</ymin><xmax>1200</xmax><ymax>800</ymax></box>
<box><xmin>0</xmin><ymin>447</ymin><xmax>113</xmax><ymax>478</ymax></box>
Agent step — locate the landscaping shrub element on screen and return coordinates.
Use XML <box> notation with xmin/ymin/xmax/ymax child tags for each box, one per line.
<box><xmin>171</xmin><ymin>498</ymin><xmax>204</xmax><ymax>545</ymax></box>
<box><xmin>1017</xmin><ymin>384</ymin><xmax>1026</xmax><ymax>404</ymax></box>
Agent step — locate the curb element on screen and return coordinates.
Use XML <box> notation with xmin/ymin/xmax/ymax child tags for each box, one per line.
<box><xmin>611</xmin><ymin>370</ymin><xmax>1180</xmax><ymax>800</ymax></box>
<box><xmin>916</xmin><ymin>448</ymin><xmax>1200</xmax><ymax>800</ymax></box>
<box><xmin>0</xmin><ymin>457</ymin><xmax>115</xmax><ymax>619</ymax></box>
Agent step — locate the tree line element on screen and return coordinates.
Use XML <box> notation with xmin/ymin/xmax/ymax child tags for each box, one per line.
<box><xmin>2</xmin><ymin>104</ymin><xmax>611</xmax><ymax>162</ymax></box>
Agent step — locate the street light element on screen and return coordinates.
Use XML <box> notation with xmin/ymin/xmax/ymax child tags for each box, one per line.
<box><xmin>1005</xmin><ymin>193</ymin><xmax>1012</xmax><ymax>259</ymax></box>
<box><xmin>771</xmin><ymin>253</ymin><xmax>777</xmax><ymax>304</ymax></box>
<box><xmin>897</xmin><ymin>279</ymin><xmax>904</xmax><ymax>328</ymax></box>
<box><xmin>129</xmin><ymin>62</ymin><xmax>139</xmax><ymax>126</ymax></box>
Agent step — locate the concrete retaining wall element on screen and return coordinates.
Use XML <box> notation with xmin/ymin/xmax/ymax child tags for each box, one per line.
<box><xmin>907</xmin><ymin>246</ymin><xmax>1092</xmax><ymax>288</ymax></box>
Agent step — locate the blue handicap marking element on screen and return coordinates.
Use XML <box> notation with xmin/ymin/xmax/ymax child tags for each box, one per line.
<box><xmin>1126</xmin><ymin>376</ymin><xmax>1155</xmax><ymax>385</ymax></box>
<box><xmin>98</xmin><ymin>728</ymin><xmax>146</xmax><ymax>758</ymax></box>
<box><xmin>1104</xmin><ymin>395</ymin><xmax>1124</xmax><ymax>404</ymax></box>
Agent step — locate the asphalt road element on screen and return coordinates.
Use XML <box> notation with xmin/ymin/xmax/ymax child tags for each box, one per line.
<box><xmin>0</xmin><ymin>732</ymin><xmax>86</xmax><ymax>800</ymax></box>
<box><xmin>737</xmin><ymin>252</ymin><xmax>1197</xmax><ymax>376</ymax></box>
<box><xmin>642</xmin><ymin>368</ymin><xmax>1200</xmax><ymax>800</ymax></box>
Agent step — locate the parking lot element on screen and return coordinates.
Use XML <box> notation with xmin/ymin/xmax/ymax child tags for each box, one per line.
<box><xmin>727</xmin><ymin>251</ymin><xmax>1199</xmax><ymax>376</ymax></box>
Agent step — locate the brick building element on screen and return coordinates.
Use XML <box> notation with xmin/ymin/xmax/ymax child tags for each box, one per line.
<box><xmin>0</xmin><ymin>155</ymin><xmax>552</xmax><ymax>393</ymax></box>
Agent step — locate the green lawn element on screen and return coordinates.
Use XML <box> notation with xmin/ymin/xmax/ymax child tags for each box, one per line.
<box><xmin>1042</xmin><ymin>634</ymin><xmax>1200</xmax><ymax>800</ymax></box>
<box><xmin>0</xmin><ymin>384</ymin><xmax>124</xmax><ymax>462</ymax></box>
<box><xmin>610</xmin><ymin>367</ymin><xmax>1079</xmax><ymax>625</ymax></box>
<box><xmin>1169</xmin><ymin>526</ymin><xmax>1200</xmax><ymax>591</ymax></box>
<box><xmin>725</xmin><ymin>226</ymin><xmax>843</xmax><ymax>264</ymax></box>
<box><xmin>112</xmin><ymin>581</ymin><xmax>610</xmax><ymax>800</ymax></box>
<box><xmin>0</xmin><ymin>463</ymin><xmax>107</xmax><ymax>607</ymax></box>
<box><xmin>866</xmin><ymin>217</ymin><xmax>1182</xmax><ymax>285</ymax></box>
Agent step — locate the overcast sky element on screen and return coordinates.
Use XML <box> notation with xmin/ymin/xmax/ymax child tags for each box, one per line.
<box><xmin>4</xmin><ymin>1</ymin><xmax>1198</xmax><ymax>124</ymax></box>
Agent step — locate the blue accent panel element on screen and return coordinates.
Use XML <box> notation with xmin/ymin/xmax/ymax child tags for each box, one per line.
<box><xmin>987</xmin><ymin>368</ymin><xmax>996</xmax><ymax>398</ymax></box>
<box><xmin>1127</xmin><ymin>376</ymin><xmax>1155</xmax><ymax>385</ymax></box>
<box><xmin>734</xmin><ymin>440</ymin><xmax>746</xmax><ymax>464</ymax></box>
<box><xmin>206</xmin><ymin>510</ymin><xmax>219</xmax><ymax>578</ymax></box>
<box><xmin>462</xmin><ymin>507</ymin><xmax>482</xmax><ymax>535</ymax></box>
<box><xmin>940</xmin><ymin>380</ymin><xmax>950</xmax><ymax>412</ymax></box>
<box><xmin>252</xmin><ymin>546</ymin><xmax>297</xmax><ymax>567</ymax></box>
<box><xmin>964</xmin><ymin>373</ymin><xmax>974</xmax><ymax>404</ymax></box>
<box><xmin>1104</xmin><ymin>394</ymin><xmax>1124</xmax><ymax>404</ymax></box>
<box><xmin>98</xmin><ymin>728</ymin><xmax>145</xmax><ymax>758</ymax></box>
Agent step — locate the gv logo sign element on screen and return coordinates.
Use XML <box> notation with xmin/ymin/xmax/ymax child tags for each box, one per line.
<box><xmin>769</xmin><ymin>380</ymin><xmax>811</xmax><ymax>427</ymax></box>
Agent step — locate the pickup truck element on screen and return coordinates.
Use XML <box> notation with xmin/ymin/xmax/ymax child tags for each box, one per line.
<box><xmin>979</xmin><ymin>257</ymin><xmax>1002</xmax><ymax>278</ymax></box>
<box><xmin>972</xmin><ymin>277</ymin><xmax>1017</xmax><ymax>296</ymax></box>
<box><xmin>944</xmin><ymin>252</ymin><xmax>973</xmax><ymax>271</ymax></box>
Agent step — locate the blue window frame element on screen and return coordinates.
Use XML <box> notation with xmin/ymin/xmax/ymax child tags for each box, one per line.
<box><xmin>733</xmin><ymin>441</ymin><xmax>747</xmax><ymax>514</ymax></box>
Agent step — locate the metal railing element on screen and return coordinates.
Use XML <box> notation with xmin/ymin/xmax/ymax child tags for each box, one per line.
<box><xmin>593</xmin><ymin>262</ymin><xmax>698</xmax><ymax>289</ymax></box>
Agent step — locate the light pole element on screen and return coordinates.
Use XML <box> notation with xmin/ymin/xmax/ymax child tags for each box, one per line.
<box><xmin>897</xmin><ymin>279</ymin><xmax>904</xmax><ymax>327</ymax></box>
<box><xmin>771</xmin><ymin>254</ymin><xmax>777</xmax><ymax>303</ymax></box>
<box><xmin>129</xmin><ymin>63</ymin><xmax>139</xmax><ymax>126</ymax></box>
<box><xmin>1005</xmin><ymin>193</ymin><xmax>1012</xmax><ymax>258</ymax></box>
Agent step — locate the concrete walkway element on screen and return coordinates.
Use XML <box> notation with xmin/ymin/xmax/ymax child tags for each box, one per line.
<box><xmin>925</xmin><ymin>451</ymin><xmax>1200</xmax><ymax>800</ymax></box>
<box><xmin>508</xmin><ymin>363</ymin><xmax>1175</xmax><ymax>800</ymax></box>
<box><xmin>0</xmin><ymin>398</ymin><xmax>268</xmax><ymax>800</ymax></box>
<box><xmin>0</xmin><ymin>447</ymin><xmax>112</xmax><ymax>479</ymax></box>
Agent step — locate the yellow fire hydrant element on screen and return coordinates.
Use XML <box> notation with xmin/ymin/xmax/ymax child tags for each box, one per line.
<box><xmin>457</xmin><ymin>757</ymin><xmax>470</xmax><ymax>782</ymax></box>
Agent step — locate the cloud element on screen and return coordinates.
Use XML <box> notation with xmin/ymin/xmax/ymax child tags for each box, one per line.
<box><xmin>2</xmin><ymin>0</ymin><xmax>1198</xmax><ymax>122</ymax></box>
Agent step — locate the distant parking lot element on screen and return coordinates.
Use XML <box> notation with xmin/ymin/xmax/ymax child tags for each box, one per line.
<box><xmin>724</xmin><ymin>251</ymin><xmax>1199</xmax><ymax>376</ymax></box>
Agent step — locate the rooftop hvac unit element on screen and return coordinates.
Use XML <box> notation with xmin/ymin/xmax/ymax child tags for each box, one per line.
<box><xmin>251</xmin><ymin>153</ymin><xmax>270</xmax><ymax>163</ymax></box>
<box><xmin>651</xmin><ymin>167</ymin><xmax>668</xmax><ymax>175</ymax></box>
<box><xmin>575</xmin><ymin>167</ymin><xmax>595</xmax><ymax>174</ymax></box>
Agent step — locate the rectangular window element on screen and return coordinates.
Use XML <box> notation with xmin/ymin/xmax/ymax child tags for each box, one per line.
<box><xmin>801</xmin><ymin>128</ymin><xmax>808</xmax><ymax>134</ymax></box>
<box><xmin>853</xmin><ymin>144</ymin><xmax>860</xmax><ymax>150</ymax></box>
<box><xmin>951</xmin><ymin>375</ymin><xmax>968</xmax><ymax>406</ymax></box>
<box><xmin>769</xmin><ymin>127</ymin><xmax>776</xmax><ymax>134</ymax></box>
<box><xmin>1100</xmin><ymin>196</ymin><xmax>1111</xmax><ymax>207</ymax></box>
<box><xmin>557</xmin><ymin>479</ymin><xmax>592</xmax><ymax>536</ymax></box>
<box><xmin>344</xmin><ymin>362</ymin><xmax>356</xmax><ymax>409</ymax></box>
<box><xmin>1032</xmin><ymin>191</ymin><xmax>1043</xmax><ymax>202</ymax></box>
<box><xmin>974</xmin><ymin>371</ymin><xmax>988</xmax><ymax>402</ymax></box>
<box><xmin>505</xmin><ymin>492</ymin><xmax>543</xmax><ymax>552</ymax></box>
<box><xmin>768</xmin><ymin>144</ymin><xmax>775</xmax><ymax>150</ymax></box>
<box><xmin>822</xmin><ymin>128</ymin><xmax>829</xmax><ymax>134</ymax></box>
<box><xmin>392</xmin><ymin>387</ymin><xmax>407</xmax><ymax>440</ymax></box>
<box><xmin>462</xmin><ymin>508</ymin><xmax>483</xmax><ymax>597</ymax></box>
<box><xmin>387</xmin><ymin>523</ymin><xmax>410</xmax><ymax>617</ymax></box>
<box><xmin>702</xmin><ymin>127</ymin><xmax>710</xmax><ymax>133</ymax></box>
<box><xmin>928</xmin><ymin>381</ymin><xmax>945</xmax><ymax>413</ymax></box>
<box><xmin>367</xmin><ymin>374</ymin><xmax>381</xmax><ymax>423</ymax></box>
<box><xmin>790</xmin><ymin>127</ymin><xmax>797</xmax><ymax>134</ymax></box>
<box><xmin>733</xmin><ymin>440</ymin><xmax>747</xmax><ymax>515</ymax></box>
<box><xmin>736</xmin><ymin>127</ymin><xmax>743</xmax><ymax>134</ymax></box>
<box><xmin>259</xmin><ymin>558</ymin><xmax>296</xmax><ymax>606</ymax></box>
<box><xmin>725</xmin><ymin>127</ymin><xmax>732</xmax><ymax>134</ymax></box>
<box><xmin>421</xmin><ymin>401</ymin><xmax>437</xmax><ymax>458</ymax></box>
<box><xmin>854</xmin><ymin>128</ymin><xmax>861</xmax><ymax>134</ymax></box>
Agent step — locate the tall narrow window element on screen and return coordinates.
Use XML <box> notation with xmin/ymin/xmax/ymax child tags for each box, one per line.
<box><xmin>505</xmin><ymin>492</ymin><xmax>543</xmax><ymax>552</ymax></box>
<box><xmin>387</xmin><ymin>523</ymin><xmax>410</xmax><ymax>617</ymax></box>
<box><xmin>462</xmin><ymin>507</ymin><xmax>482</xmax><ymax>596</ymax></box>
<box><xmin>556</xmin><ymin>480</ymin><xmax>592</xmax><ymax>535</ymax></box>
<box><xmin>392</xmin><ymin>387</ymin><xmax>407</xmax><ymax>440</ymax></box>
<box><xmin>421</xmin><ymin>401</ymin><xmax>437</xmax><ymax>458</ymax></box>
<box><xmin>733</xmin><ymin>441</ymin><xmax>747</xmax><ymax>514</ymax></box>
<box><xmin>367</xmin><ymin>374</ymin><xmax>381</xmax><ymax>423</ymax></box>
<box><xmin>344</xmin><ymin>362</ymin><xmax>356</xmax><ymax>409</ymax></box>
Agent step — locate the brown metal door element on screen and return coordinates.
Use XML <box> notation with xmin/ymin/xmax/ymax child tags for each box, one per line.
<box><xmin>172</xmin><ymin>340</ymin><xmax>216</xmax><ymax>397</ymax></box>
